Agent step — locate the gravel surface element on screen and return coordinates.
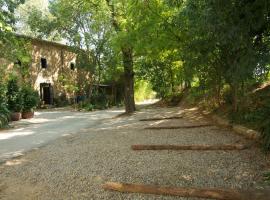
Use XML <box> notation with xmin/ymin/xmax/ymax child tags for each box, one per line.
<box><xmin>0</xmin><ymin>108</ymin><xmax>124</xmax><ymax>162</ymax></box>
<box><xmin>0</xmin><ymin>106</ymin><xmax>269</xmax><ymax>200</ymax></box>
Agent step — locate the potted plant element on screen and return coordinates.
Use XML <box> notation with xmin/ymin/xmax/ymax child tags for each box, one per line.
<box><xmin>6</xmin><ymin>77</ymin><xmax>23</xmax><ymax>121</ymax></box>
<box><xmin>21</xmin><ymin>85</ymin><xmax>39</xmax><ymax>119</ymax></box>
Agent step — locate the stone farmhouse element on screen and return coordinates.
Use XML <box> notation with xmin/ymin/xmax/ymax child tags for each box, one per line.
<box><xmin>4</xmin><ymin>36</ymin><xmax>92</xmax><ymax>105</ymax></box>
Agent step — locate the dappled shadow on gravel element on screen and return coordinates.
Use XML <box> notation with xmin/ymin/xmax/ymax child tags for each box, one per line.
<box><xmin>0</xmin><ymin>106</ymin><xmax>269</xmax><ymax>200</ymax></box>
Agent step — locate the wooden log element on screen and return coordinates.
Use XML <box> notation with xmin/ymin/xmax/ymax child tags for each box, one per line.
<box><xmin>145</xmin><ymin>124</ymin><xmax>212</xmax><ymax>129</ymax></box>
<box><xmin>131</xmin><ymin>144</ymin><xmax>247</xmax><ymax>151</ymax></box>
<box><xmin>140</xmin><ymin>116</ymin><xmax>183</xmax><ymax>121</ymax></box>
<box><xmin>102</xmin><ymin>182</ymin><xmax>270</xmax><ymax>200</ymax></box>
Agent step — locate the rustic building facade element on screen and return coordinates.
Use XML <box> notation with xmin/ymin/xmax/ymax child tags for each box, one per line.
<box><xmin>3</xmin><ymin>36</ymin><xmax>92</xmax><ymax>105</ymax></box>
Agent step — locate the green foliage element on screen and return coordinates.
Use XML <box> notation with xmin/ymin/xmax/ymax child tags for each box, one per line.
<box><xmin>162</xmin><ymin>93</ymin><xmax>184</xmax><ymax>107</ymax></box>
<box><xmin>79</xmin><ymin>102</ymin><xmax>94</xmax><ymax>111</ymax></box>
<box><xmin>77</xmin><ymin>92</ymin><xmax>109</xmax><ymax>111</ymax></box>
<box><xmin>136</xmin><ymin>50</ymin><xmax>184</xmax><ymax>98</ymax></box>
<box><xmin>257</xmin><ymin>95</ymin><xmax>270</xmax><ymax>151</ymax></box>
<box><xmin>0</xmin><ymin>0</ymin><xmax>24</xmax><ymax>31</ymax></box>
<box><xmin>53</xmin><ymin>94</ymin><xmax>69</xmax><ymax>107</ymax></box>
<box><xmin>26</xmin><ymin>7</ymin><xmax>60</xmax><ymax>40</ymax></box>
<box><xmin>21</xmin><ymin>85</ymin><xmax>39</xmax><ymax>112</ymax></box>
<box><xmin>134</xmin><ymin>80</ymin><xmax>156</xmax><ymax>102</ymax></box>
<box><xmin>58</xmin><ymin>75</ymin><xmax>79</xmax><ymax>95</ymax></box>
<box><xmin>0</xmin><ymin>104</ymin><xmax>11</xmax><ymax>128</ymax></box>
<box><xmin>263</xmin><ymin>171</ymin><xmax>270</xmax><ymax>185</ymax></box>
<box><xmin>76</xmin><ymin>50</ymin><xmax>95</xmax><ymax>73</ymax></box>
<box><xmin>6</xmin><ymin>77</ymin><xmax>23</xmax><ymax>112</ymax></box>
<box><xmin>15</xmin><ymin>0</ymin><xmax>53</xmax><ymax>36</ymax></box>
<box><xmin>185</xmin><ymin>87</ymin><xmax>205</xmax><ymax>105</ymax></box>
<box><xmin>180</xmin><ymin>0</ymin><xmax>269</xmax><ymax>109</ymax></box>
<box><xmin>224</xmin><ymin>85</ymin><xmax>270</xmax><ymax>151</ymax></box>
<box><xmin>90</xmin><ymin>91</ymin><xmax>109</xmax><ymax>110</ymax></box>
<box><xmin>0</xmin><ymin>104</ymin><xmax>10</xmax><ymax>115</ymax></box>
<box><xmin>1</xmin><ymin>0</ymin><xmax>30</xmax><ymax>63</ymax></box>
<box><xmin>0</xmin><ymin>74</ymin><xmax>7</xmax><ymax>106</ymax></box>
<box><xmin>21</xmin><ymin>0</ymin><xmax>270</xmax><ymax>148</ymax></box>
<box><xmin>261</xmin><ymin>119</ymin><xmax>270</xmax><ymax>152</ymax></box>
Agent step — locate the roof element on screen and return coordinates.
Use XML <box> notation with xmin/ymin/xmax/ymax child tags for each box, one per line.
<box><xmin>15</xmin><ymin>33</ymin><xmax>72</xmax><ymax>50</ymax></box>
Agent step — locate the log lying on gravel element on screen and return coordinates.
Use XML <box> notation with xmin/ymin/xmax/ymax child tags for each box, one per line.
<box><xmin>102</xmin><ymin>182</ymin><xmax>270</xmax><ymax>200</ymax></box>
<box><xmin>139</xmin><ymin>116</ymin><xmax>183</xmax><ymax>121</ymax></box>
<box><xmin>131</xmin><ymin>144</ymin><xmax>247</xmax><ymax>151</ymax></box>
<box><xmin>145</xmin><ymin>124</ymin><xmax>212</xmax><ymax>129</ymax></box>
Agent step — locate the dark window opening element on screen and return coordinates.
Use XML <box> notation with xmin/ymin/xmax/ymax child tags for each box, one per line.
<box><xmin>41</xmin><ymin>58</ymin><xmax>47</xmax><ymax>69</ymax></box>
<box><xmin>40</xmin><ymin>83</ymin><xmax>53</xmax><ymax>105</ymax></box>
<box><xmin>70</xmin><ymin>62</ymin><xmax>75</xmax><ymax>70</ymax></box>
<box><xmin>14</xmin><ymin>60</ymin><xmax>22</xmax><ymax>66</ymax></box>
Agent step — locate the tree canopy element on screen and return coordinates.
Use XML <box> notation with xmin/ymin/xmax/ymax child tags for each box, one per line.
<box><xmin>8</xmin><ymin>0</ymin><xmax>270</xmax><ymax>115</ymax></box>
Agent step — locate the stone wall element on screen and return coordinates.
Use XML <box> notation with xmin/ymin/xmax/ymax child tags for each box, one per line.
<box><xmin>1</xmin><ymin>37</ymin><xmax>92</xmax><ymax>105</ymax></box>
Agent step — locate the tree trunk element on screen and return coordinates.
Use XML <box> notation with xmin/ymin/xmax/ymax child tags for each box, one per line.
<box><xmin>169</xmin><ymin>65</ymin><xmax>174</xmax><ymax>93</ymax></box>
<box><xmin>216</xmin><ymin>75</ymin><xmax>222</xmax><ymax>106</ymax></box>
<box><xmin>105</xmin><ymin>1</ymin><xmax>135</xmax><ymax>113</ymax></box>
<box><xmin>231</xmin><ymin>83</ymin><xmax>238</xmax><ymax>113</ymax></box>
<box><xmin>122</xmin><ymin>47</ymin><xmax>136</xmax><ymax>113</ymax></box>
<box><xmin>96</xmin><ymin>54</ymin><xmax>102</xmax><ymax>87</ymax></box>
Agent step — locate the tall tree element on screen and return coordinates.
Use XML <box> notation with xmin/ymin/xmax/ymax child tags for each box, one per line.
<box><xmin>178</xmin><ymin>0</ymin><xmax>270</xmax><ymax>111</ymax></box>
<box><xmin>105</xmin><ymin>0</ymin><xmax>136</xmax><ymax>113</ymax></box>
<box><xmin>0</xmin><ymin>0</ymin><xmax>29</xmax><ymax>62</ymax></box>
<box><xmin>15</xmin><ymin>0</ymin><xmax>49</xmax><ymax>36</ymax></box>
<box><xmin>26</xmin><ymin>0</ymin><xmax>137</xmax><ymax>113</ymax></box>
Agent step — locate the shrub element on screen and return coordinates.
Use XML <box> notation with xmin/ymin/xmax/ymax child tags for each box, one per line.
<box><xmin>185</xmin><ymin>87</ymin><xmax>205</xmax><ymax>105</ymax></box>
<box><xmin>0</xmin><ymin>104</ymin><xmax>10</xmax><ymax>128</ymax></box>
<box><xmin>0</xmin><ymin>78</ymin><xmax>7</xmax><ymax>106</ymax></box>
<box><xmin>260</xmin><ymin>99</ymin><xmax>270</xmax><ymax>151</ymax></box>
<box><xmin>21</xmin><ymin>85</ymin><xmax>40</xmax><ymax>112</ymax></box>
<box><xmin>0</xmin><ymin>76</ymin><xmax>10</xmax><ymax>128</ymax></box>
<box><xmin>6</xmin><ymin>77</ymin><xmax>23</xmax><ymax>112</ymax></box>
<box><xmin>83</xmin><ymin>103</ymin><xmax>94</xmax><ymax>111</ymax></box>
<box><xmin>261</xmin><ymin>120</ymin><xmax>270</xmax><ymax>152</ymax></box>
<box><xmin>91</xmin><ymin>92</ymin><xmax>109</xmax><ymax>110</ymax></box>
<box><xmin>54</xmin><ymin>93</ymin><xmax>69</xmax><ymax>107</ymax></box>
<box><xmin>77</xmin><ymin>101</ymin><xmax>94</xmax><ymax>111</ymax></box>
<box><xmin>0</xmin><ymin>104</ymin><xmax>11</xmax><ymax>117</ymax></box>
<box><xmin>164</xmin><ymin>93</ymin><xmax>184</xmax><ymax>106</ymax></box>
<box><xmin>263</xmin><ymin>171</ymin><xmax>270</xmax><ymax>185</ymax></box>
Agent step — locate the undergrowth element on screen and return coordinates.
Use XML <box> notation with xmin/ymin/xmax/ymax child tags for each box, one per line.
<box><xmin>263</xmin><ymin>171</ymin><xmax>270</xmax><ymax>185</ymax></box>
<box><xmin>181</xmin><ymin>84</ymin><xmax>270</xmax><ymax>152</ymax></box>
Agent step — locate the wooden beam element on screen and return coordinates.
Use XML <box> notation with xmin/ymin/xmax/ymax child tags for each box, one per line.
<box><xmin>145</xmin><ymin>124</ymin><xmax>212</xmax><ymax>129</ymax></box>
<box><xmin>131</xmin><ymin>144</ymin><xmax>247</xmax><ymax>151</ymax></box>
<box><xmin>102</xmin><ymin>182</ymin><xmax>270</xmax><ymax>200</ymax></box>
<box><xmin>139</xmin><ymin>116</ymin><xmax>183</xmax><ymax>121</ymax></box>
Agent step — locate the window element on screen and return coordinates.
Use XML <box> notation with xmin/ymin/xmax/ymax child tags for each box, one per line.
<box><xmin>14</xmin><ymin>60</ymin><xmax>22</xmax><ymax>66</ymax></box>
<box><xmin>41</xmin><ymin>58</ymin><xmax>47</xmax><ymax>69</ymax></box>
<box><xmin>70</xmin><ymin>62</ymin><xmax>75</xmax><ymax>70</ymax></box>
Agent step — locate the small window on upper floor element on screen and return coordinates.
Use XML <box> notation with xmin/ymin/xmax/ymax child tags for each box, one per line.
<box><xmin>41</xmin><ymin>58</ymin><xmax>47</xmax><ymax>69</ymax></box>
<box><xmin>70</xmin><ymin>62</ymin><xmax>75</xmax><ymax>71</ymax></box>
<box><xmin>14</xmin><ymin>60</ymin><xmax>22</xmax><ymax>67</ymax></box>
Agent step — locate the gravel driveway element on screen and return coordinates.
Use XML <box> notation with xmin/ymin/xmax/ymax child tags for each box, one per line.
<box><xmin>0</xmin><ymin>108</ymin><xmax>124</xmax><ymax>162</ymax></box>
<box><xmin>0</xmin><ymin>106</ymin><xmax>269</xmax><ymax>200</ymax></box>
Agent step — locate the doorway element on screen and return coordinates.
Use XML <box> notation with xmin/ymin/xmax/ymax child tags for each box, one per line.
<box><xmin>40</xmin><ymin>83</ymin><xmax>53</xmax><ymax>104</ymax></box>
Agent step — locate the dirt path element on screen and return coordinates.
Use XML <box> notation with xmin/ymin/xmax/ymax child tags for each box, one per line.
<box><xmin>0</xmin><ymin>106</ymin><xmax>269</xmax><ymax>200</ymax></box>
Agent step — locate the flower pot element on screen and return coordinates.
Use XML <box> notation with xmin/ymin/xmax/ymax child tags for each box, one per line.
<box><xmin>22</xmin><ymin>111</ymin><xmax>34</xmax><ymax>119</ymax></box>
<box><xmin>10</xmin><ymin>112</ymin><xmax>22</xmax><ymax>121</ymax></box>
